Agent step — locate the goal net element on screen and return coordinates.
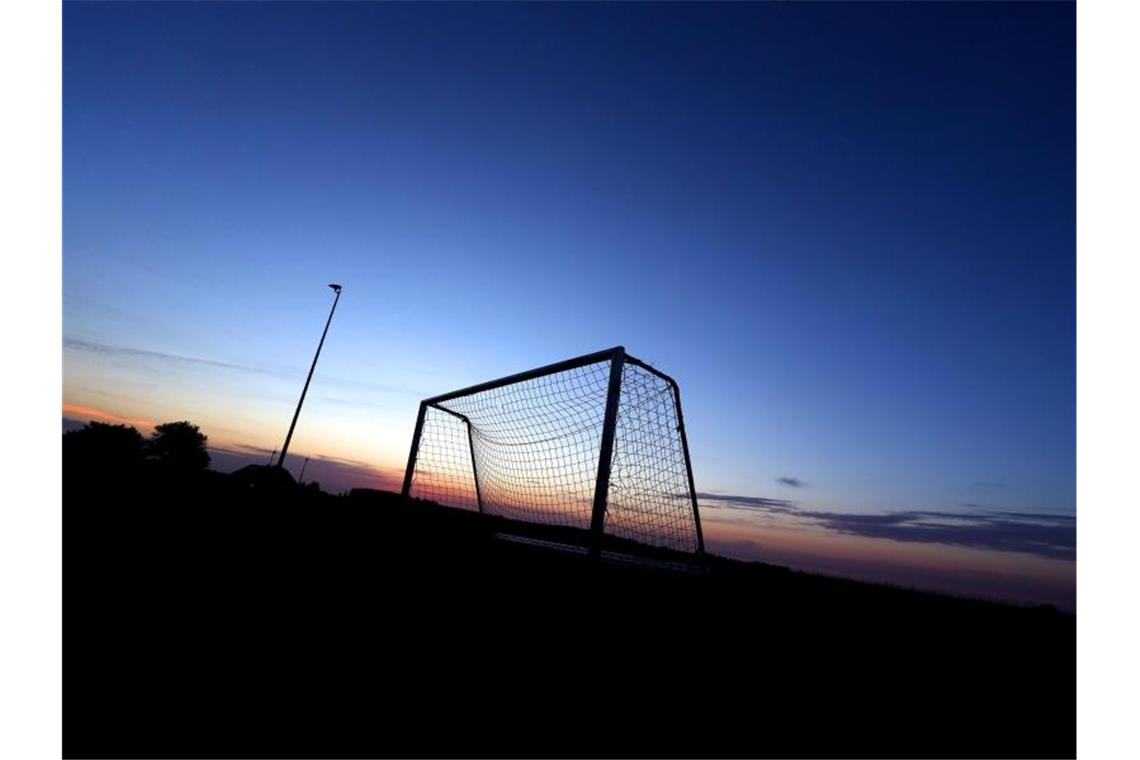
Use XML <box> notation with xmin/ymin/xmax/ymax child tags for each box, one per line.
<box><xmin>401</xmin><ymin>347</ymin><xmax>704</xmax><ymax>555</ymax></box>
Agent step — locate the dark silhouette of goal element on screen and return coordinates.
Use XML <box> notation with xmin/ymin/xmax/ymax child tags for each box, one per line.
<box><xmin>401</xmin><ymin>346</ymin><xmax>705</xmax><ymax>555</ymax></box>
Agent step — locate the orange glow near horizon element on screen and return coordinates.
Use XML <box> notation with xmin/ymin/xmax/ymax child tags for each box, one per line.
<box><xmin>63</xmin><ymin>399</ymin><xmax>408</xmax><ymax>492</ymax></box>
<box><xmin>62</xmin><ymin>392</ymin><xmax>410</xmax><ymax>470</ymax></box>
<box><xmin>63</xmin><ymin>403</ymin><xmax>155</xmax><ymax>430</ymax></box>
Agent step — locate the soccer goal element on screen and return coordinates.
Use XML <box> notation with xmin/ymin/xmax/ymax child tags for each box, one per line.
<box><xmin>401</xmin><ymin>346</ymin><xmax>705</xmax><ymax>555</ymax></box>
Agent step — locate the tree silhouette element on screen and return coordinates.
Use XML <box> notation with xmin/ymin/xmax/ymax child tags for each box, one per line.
<box><xmin>147</xmin><ymin>421</ymin><xmax>210</xmax><ymax>472</ymax></box>
<box><xmin>63</xmin><ymin>422</ymin><xmax>146</xmax><ymax>471</ymax></box>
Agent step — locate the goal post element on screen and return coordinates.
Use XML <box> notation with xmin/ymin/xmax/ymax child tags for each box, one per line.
<box><xmin>401</xmin><ymin>346</ymin><xmax>705</xmax><ymax>556</ymax></box>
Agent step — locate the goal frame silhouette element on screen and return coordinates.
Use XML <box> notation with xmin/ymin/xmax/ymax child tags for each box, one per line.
<box><xmin>400</xmin><ymin>346</ymin><xmax>705</xmax><ymax>556</ymax></box>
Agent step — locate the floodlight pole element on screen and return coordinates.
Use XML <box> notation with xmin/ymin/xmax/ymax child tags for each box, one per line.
<box><xmin>277</xmin><ymin>284</ymin><xmax>342</xmax><ymax>469</ymax></box>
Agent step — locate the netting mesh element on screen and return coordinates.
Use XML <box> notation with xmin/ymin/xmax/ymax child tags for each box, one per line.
<box><xmin>409</xmin><ymin>407</ymin><xmax>481</xmax><ymax>512</ymax></box>
<box><xmin>606</xmin><ymin>363</ymin><xmax>698</xmax><ymax>552</ymax></box>
<box><xmin>406</xmin><ymin>354</ymin><xmax>701</xmax><ymax>554</ymax></box>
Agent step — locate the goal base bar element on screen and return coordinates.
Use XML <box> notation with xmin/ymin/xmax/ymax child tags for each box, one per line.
<box><xmin>493</xmin><ymin>532</ymin><xmax>709</xmax><ymax>575</ymax></box>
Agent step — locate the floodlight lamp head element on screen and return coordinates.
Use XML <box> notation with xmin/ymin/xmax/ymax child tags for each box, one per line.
<box><xmin>328</xmin><ymin>283</ymin><xmax>342</xmax><ymax>293</ymax></box>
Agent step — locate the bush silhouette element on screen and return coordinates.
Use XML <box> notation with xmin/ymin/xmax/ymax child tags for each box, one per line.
<box><xmin>147</xmin><ymin>421</ymin><xmax>210</xmax><ymax>472</ymax></box>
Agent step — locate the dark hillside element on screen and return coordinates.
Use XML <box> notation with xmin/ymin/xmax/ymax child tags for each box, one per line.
<box><xmin>65</xmin><ymin>461</ymin><xmax>1074</xmax><ymax>758</ymax></box>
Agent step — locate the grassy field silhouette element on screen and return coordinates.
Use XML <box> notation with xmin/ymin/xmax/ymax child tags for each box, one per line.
<box><xmin>65</xmin><ymin>430</ymin><xmax>1074</xmax><ymax>758</ymax></box>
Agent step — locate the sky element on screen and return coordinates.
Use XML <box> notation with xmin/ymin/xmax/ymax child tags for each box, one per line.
<box><xmin>63</xmin><ymin>2</ymin><xmax>1075</xmax><ymax>608</ymax></box>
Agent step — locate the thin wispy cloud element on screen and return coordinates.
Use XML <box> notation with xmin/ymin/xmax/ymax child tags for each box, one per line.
<box><xmin>66</xmin><ymin>337</ymin><xmax>277</xmax><ymax>375</ymax></box>
<box><xmin>698</xmin><ymin>493</ymin><xmax>1075</xmax><ymax>561</ymax></box>
<box><xmin>64</xmin><ymin>337</ymin><xmax>426</xmax><ymax>397</ymax></box>
<box><xmin>696</xmin><ymin>493</ymin><xmax>798</xmax><ymax>513</ymax></box>
<box><xmin>777</xmin><ymin>477</ymin><xmax>806</xmax><ymax>488</ymax></box>
<box><xmin>971</xmin><ymin>481</ymin><xmax>1008</xmax><ymax>492</ymax></box>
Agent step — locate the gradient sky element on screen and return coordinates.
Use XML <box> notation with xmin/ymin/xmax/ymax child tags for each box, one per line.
<box><xmin>63</xmin><ymin>2</ymin><xmax>1075</xmax><ymax>607</ymax></box>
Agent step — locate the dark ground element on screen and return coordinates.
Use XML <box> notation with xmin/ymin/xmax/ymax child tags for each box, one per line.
<box><xmin>66</xmin><ymin>465</ymin><xmax>1075</xmax><ymax>759</ymax></box>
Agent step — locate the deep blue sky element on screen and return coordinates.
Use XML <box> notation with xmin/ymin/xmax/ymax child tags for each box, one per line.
<box><xmin>64</xmin><ymin>1</ymin><xmax>1074</xmax><ymax>530</ymax></box>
